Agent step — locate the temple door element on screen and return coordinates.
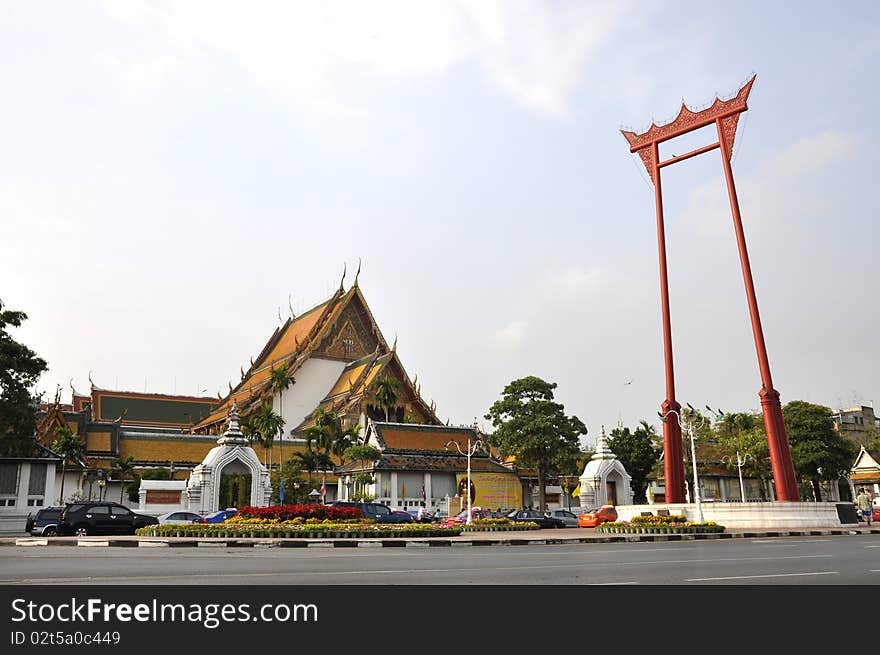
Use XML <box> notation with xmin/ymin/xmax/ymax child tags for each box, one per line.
<box><xmin>606</xmin><ymin>481</ymin><xmax>618</xmax><ymax>506</ymax></box>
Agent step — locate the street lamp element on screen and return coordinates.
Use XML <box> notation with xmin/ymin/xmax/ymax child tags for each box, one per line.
<box><xmin>722</xmin><ymin>451</ymin><xmax>754</xmax><ymax>502</ymax></box>
<box><xmin>445</xmin><ymin>437</ymin><xmax>486</xmax><ymax>525</ymax></box>
<box><xmin>97</xmin><ymin>470</ymin><xmax>106</xmax><ymax>502</ymax></box>
<box><xmin>659</xmin><ymin>403</ymin><xmax>715</xmax><ymax>524</ymax></box>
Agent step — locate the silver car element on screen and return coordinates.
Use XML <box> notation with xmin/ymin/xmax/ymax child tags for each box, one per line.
<box><xmin>546</xmin><ymin>509</ymin><xmax>579</xmax><ymax>528</ymax></box>
<box><xmin>157</xmin><ymin>511</ymin><xmax>203</xmax><ymax>525</ymax></box>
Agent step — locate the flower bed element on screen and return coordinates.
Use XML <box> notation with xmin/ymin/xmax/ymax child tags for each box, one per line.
<box><xmin>462</xmin><ymin>521</ymin><xmax>540</xmax><ymax>532</ymax></box>
<box><xmin>236</xmin><ymin>504</ymin><xmax>362</xmax><ymax>521</ymax></box>
<box><xmin>596</xmin><ymin>520</ymin><xmax>724</xmax><ymax>534</ymax></box>
<box><xmin>135</xmin><ymin>523</ymin><xmax>462</xmax><ymax>539</ymax></box>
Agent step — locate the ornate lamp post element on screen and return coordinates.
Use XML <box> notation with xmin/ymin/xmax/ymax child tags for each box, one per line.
<box><xmin>722</xmin><ymin>451</ymin><xmax>754</xmax><ymax>502</ymax></box>
<box><xmin>659</xmin><ymin>403</ymin><xmax>715</xmax><ymax>524</ymax></box>
<box><xmin>445</xmin><ymin>437</ymin><xmax>486</xmax><ymax>525</ymax></box>
<box><xmin>97</xmin><ymin>469</ymin><xmax>106</xmax><ymax>502</ymax></box>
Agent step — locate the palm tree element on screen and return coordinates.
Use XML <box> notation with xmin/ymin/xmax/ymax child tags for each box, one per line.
<box><xmin>51</xmin><ymin>425</ymin><xmax>85</xmax><ymax>504</ymax></box>
<box><xmin>251</xmin><ymin>402</ymin><xmax>285</xmax><ymax>470</ymax></box>
<box><xmin>291</xmin><ymin>450</ymin><xmax>320</xmax><ymax>488</ymax></box>
<box><xmin>269</xmin><ymin>364</ymin><xmax>296</xmax><ymax>502</ymax></box>
<box><xmin>373</xmin><ymin>377</ymin><xmax>399</xmax><ymax>422</ymax></box>
<box><xmin>111</xmin><ymin>455</ymin><xmax>136</xmax><ymax>503</ymax></box>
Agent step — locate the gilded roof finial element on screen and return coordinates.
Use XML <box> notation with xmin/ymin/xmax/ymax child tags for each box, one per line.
<box><xmin>69</xmin><ymin>378</ymin><xmax>76</xmax><ymax>399</ymax></box>
<box><xmin>353</xmin><ymin>258</ymin><xmax>361</xmax><ymax>288</ymax></box>
<box><xmin>228</xmin><ymin>381</ymin><xmax>233</xmax><ymax>394</ymax></box>
<box><xmin>240</xmin><ymin>365</ymin><xmax>245</xmax><ymax>380</ymax></box>
<box><xmin>391</xmin><ymin>332</ymin><xmax>397</xmax><ymax>353</ymax></box>
<box><xmin>288</xmin><ymin>293</ymin><xmax>296</xmax><ymax>319</ymax></box>
<box><xmin>217</xmin><ymin>391</ymin><xmax>223</xmax><ymax>401</ymax></box>
<box><xmin>249</xmin><ymin>356</ymin><xmax>254</xmax><ymax>367</ymax></box>
<box><xmin>338</xmin><ymin>262</ymin><xmax>347</xmax><ymax>292</ymax></box>
<box><xmin>88</xmin><ymin>370</ymin><xmax>95</xmax><ymax>390</ymax></box>
<box><xmin>277</xmin><ymin>306</ymin><xmax>283</xmax><ymax>326</ymax></box>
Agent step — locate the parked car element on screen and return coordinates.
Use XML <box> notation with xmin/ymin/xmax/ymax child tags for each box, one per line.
<box><xmin>441</xmin><ymin>506</ymin><xmax>495</xmax><ymax>527</ymax></box>
<box><xmin>157</xmin><ymin>511</ymin><xmax>203</xmax><ymax>525</ymax></box>
<box><xmin>58</xmin><ymin>502</ymin><xmax>159</xmax><ymax>536</ymax></box>
<box><xmin>506</xmin><ymin>509</ymin><xmax>565</xmax><ymax>529</ymax></box>
<box><xmin>25</xmin><ymin>506</ymin><xmax>64</xmax><ymax>536</ymax></box>
<box><xmin>578</xmin><ymin>505</ymin><xmax>618</xmax><ymax>528</ymax></box>
<box><xmin>546</xmin><ymin>509</ymin><xmax>580</xmax><ymax>528</ymax></box>
<box><xmin>194</xmin><ymin>508</ymin><xmax>237</xmax><ymax>524</ymax></box>
<box><xmin>328</xmin><ymin>501</ymin><xmax>409</xmax><ymax>524</ymax></box>
<box><xmin>405</xmin><ymin>508</ymin><xmax>441</xmax><ymax>523</ymax></box>
<box><xmin>390</xmin><ymin>509</ymin><xmax>416</xmax><ymax>523</ymax></box>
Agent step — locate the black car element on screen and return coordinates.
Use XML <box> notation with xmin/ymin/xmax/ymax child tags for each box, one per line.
<box><xmin>25</xmin><ymin>506</ymin><xmax>64</xmax><ymax>536</ymax></box>
<box><xmin>506</xmin><ymin>509</ymin><xmax>565</xmax><ymax>529</ymax></box>
<box><xmin>58</xmin><ymin>502</ymin><xmax>159</xmax><ymax>536</ymax></box>
<box><xmin>327</xmin><ymin>501</ymin><xmax>413</xmax><ymax>524</ymax></box>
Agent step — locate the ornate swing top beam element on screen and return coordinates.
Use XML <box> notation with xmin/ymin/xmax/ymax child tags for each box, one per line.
<box><xmin>621</xmin><ymin>75</ymin><xmax>755</xmax><ymax>183</ymax></box>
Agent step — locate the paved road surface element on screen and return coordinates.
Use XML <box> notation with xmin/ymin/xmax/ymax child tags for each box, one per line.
<box><xmin>1</xmin><ymin>534</ymin><xmax>878</xmax><ymax>584</ymax></box>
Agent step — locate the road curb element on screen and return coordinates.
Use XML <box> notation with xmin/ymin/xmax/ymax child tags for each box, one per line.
<box><xmin>2</xmin><ymin>528</ymin><xmax>878</xmax><ymax>549</ymax></box>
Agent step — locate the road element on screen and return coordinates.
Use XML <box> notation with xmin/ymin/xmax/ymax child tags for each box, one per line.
<box><xmin>1</xmin><ymin>534</ymin><xmax>878</xmax><ymax>584</ymax></box>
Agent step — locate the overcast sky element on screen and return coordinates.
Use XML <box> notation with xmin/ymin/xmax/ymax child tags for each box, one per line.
<box><xmin>2</xmin><ymin>1</ymin><xmax>877</xmax><ymax>449</ymax></box>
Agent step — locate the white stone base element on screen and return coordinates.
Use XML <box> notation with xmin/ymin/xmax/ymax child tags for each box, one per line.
<box><xmin>615</xmin><ymin>502</ymin><xmax>858</xmax><ymax>528</ymax></box>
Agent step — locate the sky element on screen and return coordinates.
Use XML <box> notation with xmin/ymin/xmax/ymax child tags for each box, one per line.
<box><xmin>2</xmin><ymin>1</ymin><xmax>878</xmax><ymax>450</ymax></box>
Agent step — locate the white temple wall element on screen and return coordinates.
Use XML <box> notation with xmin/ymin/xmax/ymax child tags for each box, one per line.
<box><xmin>273</xmin><ymin>357</ymin><xmax>346</xmax><ymax>433</ymax></box>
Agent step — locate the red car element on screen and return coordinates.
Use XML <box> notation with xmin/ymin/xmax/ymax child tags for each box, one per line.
<box><xmin>441</xmin><ymin>507</ymin><xmax>492</xmax><ymax>527</ymax></box>
<box><xmin>578</xmin><ymin>505</ymin><xmax>618</xmax><ymax>528</ymax></box>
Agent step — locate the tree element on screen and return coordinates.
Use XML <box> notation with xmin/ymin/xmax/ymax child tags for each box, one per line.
<box><xmin>0</xmin><ymin>300</ymin><xmax>48</xmax><ymax>456</ymax></box>
<box><xmin>373</xmin><ymin>377</ymin><xmax>399</xmax><ymax>421</ymax></box>
<box><xmin>715</xmin><ymin>412</ymin><xmax>772</xmax><ymax>498</ymax></box>
<box><xmin>607</xmin><ymin>420</ymin><xmax>661</xmax><ymax>503</ymax></box>
<box><xmin>484</xmin><ymin>376</ymin><xmax>586</xmax><ymax>511</ymax></box>
<box><xmin>270</xmin><ymin>460</ymin><xmax>308</xmax><ymax>504</ymax></box>
<box><xmin>783</xmin><ymin>400</ymin><xmax>858</xmax><ymax>501</ymax></box>
<box><xmin>249</xmin><ymin>402</ymin><xmax>285</xmax><ymax>470</ymax></box>
<box><xmin>110</xmin><ymin>455</ymin><xmax>136</xmax><ymax>503</ymax></box>
<box><xmin>51</xmin><ymin>425</ymin><xmax>85</xmax><ymax>504</ymax></box>
<box><xmin>269</xmin><ymin>364</ymin><xmax>295</xmax><ymax>502</ymax></box>
<box><xmin>343</xmin><ymin>444</ymin><xmax>381</xmax><ymax>501</ymax></box>
<box><xmin>305</xmin><ymin>408</ymin><xmax>361</xmax><ymax>463</ymax></box>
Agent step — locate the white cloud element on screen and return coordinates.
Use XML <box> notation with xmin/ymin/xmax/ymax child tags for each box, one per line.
<box><xmin>679</xmin><ymin>129</ymin><xmax>858</xmax><ymax>238</ymax></box>
<box><xmin>541</xmin><ymin>265</ymin><xmax>609</xmax><ymax>302</ymax></box>
<box><xmin>489</xmin><ymin>319</ymin><xmax>528</xmax><ymax>350</ymax></box>
<box><xmin>98</xmin><ymin>0</ymin><xmax>634</xmax><ymax>122</ymax></box>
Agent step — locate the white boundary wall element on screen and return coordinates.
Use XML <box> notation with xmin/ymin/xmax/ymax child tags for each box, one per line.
<box><xmin>615</xmin><ymin>502</ymin><xmax>858</xmax><ymax>528</ymax></box>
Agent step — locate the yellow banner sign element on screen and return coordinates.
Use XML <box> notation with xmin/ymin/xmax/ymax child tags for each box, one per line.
<box><xmin>455</xmin><ymin>472</ymin><xmax>522</xmax><ymax>510</ymax></box>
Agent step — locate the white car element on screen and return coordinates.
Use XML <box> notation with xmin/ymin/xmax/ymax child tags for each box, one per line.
<box><xmin>157</xmin><ymin>511</ymin><xmax>203</xmax><ymax>525</ymax></box>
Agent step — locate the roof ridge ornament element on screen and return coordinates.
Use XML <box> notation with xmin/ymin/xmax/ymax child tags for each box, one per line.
<box><xmin>288</xmin><ymin>293</ymin><xmax>296</xmax><ymax>319</ymax></box>
<box><xmin>338</xmin><ymin>262</ymin><xmax>347</xmax><ymax>293</ymax></box>
<box><xmin>353</xmin><ymin>258</ymin><xmax>362</xmax><ymax>287</ymax></box>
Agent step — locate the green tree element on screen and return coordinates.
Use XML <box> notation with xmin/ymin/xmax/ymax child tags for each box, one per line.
<box><xmin>484</xmin><ymin>376</ymin><xmax>586</xmax><ymax>510</ymax></box>
<box><xmin>51</xmin><ymin>425</ymin><xmax>85</xmax><ymax>504</ymax></box>
<box><xmin>373</xmin><ymin>377</ymin><xmax>399</xmax><ymax>421</ymax></box>
<box><xmin>110</xmin><ymin>455</ymin><xmax>137</xmax><ymax>503</ymax></box>
<box><xmin>607</xmin><ymin>420</ymin><xmax>661</xmax><ymax>503</ymax></box>
<box><xmin>716</xmin><ymin>413</ymin><xmax>772</xmax><ymax>498</ymax></box>
<box><xmin>249</xmin><ymin>402</ymin><xmax>285</xmax><ymax>470</ymax></box>
<box><xmin>0</xmin><ymin>300</ymin><xmax>48</xmax><ymax>456</ymax></box>
<box><xmin>269</xmin><ymin>364</ymin><xmax>295</xmax><ymax>502</ymax></box>
<box><xmin>270</xmin><ymin>459</ymin><xmax>308</xmax><ymax>504</ymax></box>
<box><xmin>343</xmin><ymin>444</ymin><xmax>381</xmax><ymax>500</ymax></box>
<box><xmin>868</xmin><ymin>434</ymin><xmax>880</xmax><ymax>460</ymax></box>
<box><xmin>305</xmin><ymin>408</ymin><xmax>361</xmax><ymax>463</ymax></box>
<box><xmin>783</xmin><ymin>401</ymin><xmax>858</xmax><ymax>501</ymax></box>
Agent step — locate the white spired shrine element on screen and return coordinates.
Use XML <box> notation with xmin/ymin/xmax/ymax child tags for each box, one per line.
<box><xmin>578</xmin><ymin>427</ymin><xmax>633</xmax><ymax>508</ymax></box>
<box><xmin>185</xmin><ymin>402</ymin><xmax>271</xmax><ymax>514</ymax></box>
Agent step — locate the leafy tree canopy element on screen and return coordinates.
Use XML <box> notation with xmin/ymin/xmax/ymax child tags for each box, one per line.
<box><xmin>0</xmin><ymin>300</ymin><xmax>48</xmax><ymax>456</ymax></box>
<box><xmin>607</xmin><ymin>420</ymin><xmax>661</xmax><ymax>503</ymax></box>
<box><xmin>783</xmin><ymin>400</ymin><xmax>858</xmax><ymax>499</ymax></box>
<box><xmin>484</xmin><ymin>376</ymin><xmax>586</xmax><ymax>509</ymax></box>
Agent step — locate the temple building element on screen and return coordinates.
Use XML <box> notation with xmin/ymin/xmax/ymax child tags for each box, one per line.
<box><xmin>32</xmin><ymin>274</ymin><xmax>444</xmax><ymax>506</ymax></box>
